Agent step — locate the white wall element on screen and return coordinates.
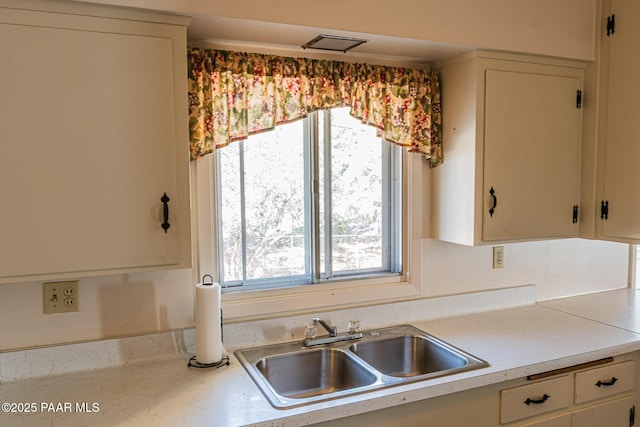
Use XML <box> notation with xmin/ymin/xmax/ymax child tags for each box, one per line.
<box><xmin>0</xmin><ymin>269</ymin><xmax>196</xmax><ymax>350</ymax></box>
<box><xmin>78</xmin><ymin>0</ymin><xmax>597</xmax><ymax>61</ymax></box>
<box><xmin>422</xmin><ymin>238</ymin><xmax>629</xmax><ymax>301</ymax></box>
<box><xmin>0</xmin><ymin>230</ymin><xmax>629</xmax><ymax>351</ymax></box>
<box><xmin>0</xmin><ymin>0</ymin><xmax>625</xmax><ymax>352</ymax></box>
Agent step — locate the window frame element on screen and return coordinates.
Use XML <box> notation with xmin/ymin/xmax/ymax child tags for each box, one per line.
<box><xmin>632</xmin><ymin>245</ymin><xmax>639</xmax><ymax>289</ymax></box>
<box><xmin>315</xmin><ymin>109</ymin><xmax>404</xmax><ymax>282</ymax></box>
<box><xmin>212</xmin><ymin>109</ymin><xmax>402</xmax><ymax>290</ymax></box>
<box><xmin>192</xmin><ymin>118</ymin><xmax>426</xmax><ymax>321</ymax></box>
<box><xmin>213</xmin><ymin>136</ymin><xmax>312</xmax><ymax>290</ymax></box>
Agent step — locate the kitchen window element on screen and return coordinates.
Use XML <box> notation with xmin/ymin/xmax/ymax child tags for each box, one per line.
<box><xmin>213</xmin><ymin>107</ymin><xmax>402</xmax><ymax>290</ymax></box>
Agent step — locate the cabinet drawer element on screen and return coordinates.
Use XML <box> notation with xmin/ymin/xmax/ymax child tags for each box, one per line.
<box><xmin>574</xmin><ymin>361</ymin><xmax>634</xmax><ymax>404</ymax></box>
<box><xmin>500</xmin><ymin>376</ymin><xmax>570</xmax><ymax>424</ymax></box>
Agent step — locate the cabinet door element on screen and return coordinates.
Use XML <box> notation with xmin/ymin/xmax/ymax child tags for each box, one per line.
<box><xmin>0</xmin><ymin>9</ymin><xmax>190</xmax><ymax>281</ymax></box>
<box><xmin>571</xmin><ymin>395</ymin><xmax>634</xmax><ymax>427</ymax></box>
<box><xmin>600</xmin><ymin>0</ymin><xmax>640</xmax><ymax>240</ymax></box>
<box><xmin>519</xmin><ymin>413</ymin><xmax>572</xmax><ymax>427</ymax></box>
<box><xmin>483</xmin><ymin>70</ymin><xmax>581</xmax><ymax>241</ymax></box>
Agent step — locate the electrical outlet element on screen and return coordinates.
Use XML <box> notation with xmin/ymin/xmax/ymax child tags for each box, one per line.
<box><xmin>43</xmin><ymin>281</ymin><xmax>79</xmax><ymax>314</ymax></box>
<box><xmin>493</xmin><ymin>246</ymin><xmax>505</xmax><ymax>269</ymax></box>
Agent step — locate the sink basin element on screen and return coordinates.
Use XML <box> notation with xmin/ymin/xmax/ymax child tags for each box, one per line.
<box><xmin>235</xmin><ymin>324</ymin><xmax>488</xmax><ymax>408</ymax></box>
<box><xmin>349</xmin><ymin>334</ymin><xmax>468</xmax><ymax>377</ymax></box>
<box><xmin>256</xmin><ymin>348</ymin><xmax>377</xmax><ymax>399</ymax></box>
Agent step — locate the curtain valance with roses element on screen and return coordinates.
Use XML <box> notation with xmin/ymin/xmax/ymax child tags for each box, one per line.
<box><xmin>187</xmin><ymin>48</ymin><xmax>442</xmax><ymax>166</ymax></box>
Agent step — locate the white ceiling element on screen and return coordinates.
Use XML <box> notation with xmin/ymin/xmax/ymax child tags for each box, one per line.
<box><xmin>187</xmin><ymin>15</ymin><xmax>473</xmax><ymax>66</ymax></box>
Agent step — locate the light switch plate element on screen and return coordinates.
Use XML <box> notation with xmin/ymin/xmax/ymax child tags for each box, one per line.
<box><xmin>43</xmin><ymin>281</ymin><xmax>79</xmax><ymax>314</ymax></box>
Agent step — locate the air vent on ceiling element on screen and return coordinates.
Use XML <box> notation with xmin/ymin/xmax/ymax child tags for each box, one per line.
<box><xmin>301</xmin><ymin>34</ymin><xmax>368</xmax><ymax>53</ymax></box>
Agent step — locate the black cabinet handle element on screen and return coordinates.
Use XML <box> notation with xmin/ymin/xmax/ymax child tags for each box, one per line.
<box><xmin>524</xmin><ymin>394</ymin><xmax>550</xmax><ymax>405</ymax></box>
<box><xmin>489</xmin><ymin>187</ymin><xmax>497</xmax><ymax>217</ymax></box>
<box><xmin>596</xmin><ymin>377</ymin><xmax>618</xmax><ymax>387</ymax></box>
<box><xmin>161</xmin><ymin>193</ymin><xmax>171</xmax><ymax>233</ymax></box>
<box><xmin>601</xmin><ymin>200</ymin><xmax>609</xmax><ymax>220</ymax></box>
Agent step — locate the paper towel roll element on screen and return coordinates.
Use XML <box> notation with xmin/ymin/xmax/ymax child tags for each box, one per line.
<box><xmin>195</xmin><ymin>281</ymin><xmax>223</xmax><ymax>364</ymax></box>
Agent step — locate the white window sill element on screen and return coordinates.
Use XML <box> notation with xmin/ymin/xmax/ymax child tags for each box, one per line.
<box><xmin>221</xmin><ymin>274</ymin><xmax>421</xmax><ymax>322</ymax></box>
<box><xmin>193</xmin><ymin>150</ymin><xmax>429</xmax><ymax>323</ymax></box>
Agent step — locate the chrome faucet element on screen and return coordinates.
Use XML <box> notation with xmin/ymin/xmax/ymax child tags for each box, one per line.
<box><xmin>313</xmin><ymin>318</ymin><xmax>337</xmax><ymax>337</ymax></box>
<box><xmin>303</xmin><ymin>317</ymin><xmax>363</xmax><ymax>347</ymax></box>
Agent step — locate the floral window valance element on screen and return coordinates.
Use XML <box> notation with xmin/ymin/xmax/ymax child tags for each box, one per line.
<box><xmin>187</xmin><ymin>48</ymin><xmax>442</xmax><ymax>167</ymax></box>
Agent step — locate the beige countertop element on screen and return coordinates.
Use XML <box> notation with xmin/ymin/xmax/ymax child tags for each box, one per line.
<box><xmin>2</xmin><ymin>288</ymin><xmax>640</xmax><ymax>426</ymax></box>
<box><xmin>539</xmin><ymin>288</ymin><xmax>640</xmax><ymax>332</ymax></box>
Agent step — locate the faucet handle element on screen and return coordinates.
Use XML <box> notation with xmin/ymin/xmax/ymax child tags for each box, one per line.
<box><xmin>304</xmin><ymin>324</ymin><xmax>317</xmax><ymax>340</ymax></box>
<box><xmin>348</xmin><ymin>320</ymin><xmax>361</xmax><ymax>334</ymax></box>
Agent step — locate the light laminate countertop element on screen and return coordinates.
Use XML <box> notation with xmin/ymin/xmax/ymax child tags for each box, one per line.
<box><xmin>2</xmin><ymin>289</ymin><xmax>640</xmax><ymax>426</ymax></box>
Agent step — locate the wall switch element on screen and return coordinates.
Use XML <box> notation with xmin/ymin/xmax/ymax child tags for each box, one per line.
<box><xmin>43</xmin><ymin>281</ymin><xmax>79</xmax><ymax>314</ymax></box>
<box><xmin>493</xmin><ymin>246</ymin><xmax>505</xmax><ymax>269</ymax></box>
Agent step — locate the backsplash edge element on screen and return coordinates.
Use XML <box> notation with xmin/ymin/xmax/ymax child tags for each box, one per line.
<box><xmin>0</xmin><ymin>284</ymin><xmax>535</xmax><ymax>383</ymax></box>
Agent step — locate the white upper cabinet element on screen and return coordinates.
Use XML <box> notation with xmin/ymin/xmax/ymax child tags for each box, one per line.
<box><xmin>596</xmin><ymin>0</ymin><xmax>640</xmax><ymax>242</ymax></box>
<box><xmin>432</xmin><ymin>51</ymin><xmax>584</xmax><ymax>246</ymax></box>
<box><xmin>0</xmin><ymin>1</ymin><xmax>191</xmax><ymax>283</ymax></box>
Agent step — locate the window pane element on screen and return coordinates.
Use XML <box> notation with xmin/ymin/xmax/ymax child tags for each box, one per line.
<box><xmin>217</xmin><ymin>122</ymin><xmax>308</xmax><ymax>284</ymax></box>
<box><xmin>636</xmin><ymin>245</ymin><xmax>640</xmax><ymax>288</ymax></box>
<box><xmin>329</xmin><ymin>108</ymin><xmax>384</xmax><ymax>273</ymax></box>
<box><xmin>318</xmin><ymin>112</ymin><xmax>327</xmax><ymax>276</ymax></box>
<box><xmin>217</xmin><ymin>142</ymin><xmax>242</xmax><ymax>282</ymax></box>
<box><xmin>244</xmin><ymin>123</ymin><xmax>307</xmax><ymax>279</ymax></box>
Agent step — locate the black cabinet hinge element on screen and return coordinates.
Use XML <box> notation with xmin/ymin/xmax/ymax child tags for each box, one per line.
<box><xmin>572</xmin><ymin>205</ymin><xmax>579</xmax><ymax>224</ymax></box>
<box><xmin>630</xmin><ymin>405</ymin><xmax>635</xmax><ymax>427</ymax></box>
<box><xmin>601</xmin><ymin>200</ymin><xmax>609</xmax><ymax>220</ymax></box>
<box><xmin>607</xmin><ymin>14</ymin><xmax>616</xmax><ymax>36</ymax></box>
<box><xmin>576</xmin><ymin>90</ymin><xmax>582</xmax><ymax>109</ymax></box>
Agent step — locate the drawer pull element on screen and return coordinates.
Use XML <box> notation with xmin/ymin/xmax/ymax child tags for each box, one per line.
<box><xmin>524</xmin><ymin>394</ymin><xmax>550</xmax><ymax>405</ymax></box>
<box><xmin>595</xmin><ymin>377</ymin><xmax>618</xmax><ymax>387</ymax></box>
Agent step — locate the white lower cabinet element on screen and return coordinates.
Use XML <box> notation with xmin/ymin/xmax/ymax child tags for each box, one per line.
<box><xmin>312</xmin><ymin>355</ymin><xmax>637</xmax><ymax>427</ymax></box>
<box><xmin>571</xmin><ymin>396</ymin><xmax>634</xmax><ymax>427</ymax></box>
<box><xmin>519</xmin><ymin>413</ymin><xmax>572</xmax><ymax>427</ymax></box>
<box><xmin>501</xmin><ymin>359</ymin><xmax>636</xmax><ymax>427</ymax></box>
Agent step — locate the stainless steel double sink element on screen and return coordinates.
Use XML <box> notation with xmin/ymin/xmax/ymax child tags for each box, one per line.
<box><xmin>235</xmin><ymin>324</ymin><xmax>488</xmax><ymax>408</ymax></box>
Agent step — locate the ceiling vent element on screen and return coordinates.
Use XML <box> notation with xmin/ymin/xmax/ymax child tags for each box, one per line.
<box><xmin>301</xmin><ymin>34</ymin><xmax>368</xmax><ymax>53</ymax></box>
